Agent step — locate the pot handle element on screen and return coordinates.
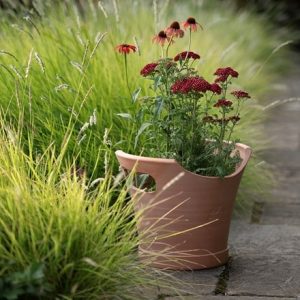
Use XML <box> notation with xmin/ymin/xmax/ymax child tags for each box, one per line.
<box><xmin>115</xmin><ymin>150</ymin><xmax>181</xmax><ymax>189</ymax></box>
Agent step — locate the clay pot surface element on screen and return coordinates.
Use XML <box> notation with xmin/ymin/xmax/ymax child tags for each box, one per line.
<box><xmin>116</xmin><ymin>143</ymin><xmax>251</xmax><ymax>270</ymax></box>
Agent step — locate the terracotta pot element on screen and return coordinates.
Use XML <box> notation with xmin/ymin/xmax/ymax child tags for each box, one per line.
<box><xmin>115</xmin><ymin>143</ymin><xmax>251</xmax><ymax>270</ymax></box>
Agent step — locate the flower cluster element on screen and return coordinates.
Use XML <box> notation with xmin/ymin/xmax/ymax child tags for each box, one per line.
<box><xmin>213</xmin><ymin>99</ymin><xmax>233</xmax><ymax>108</ymax></box>
<box><xmin>174</xmin><ymin>51</ymin><xmax>200</xmax><ymax>62</ymax></box>
<box><xmin>214</xmin><ymin>67</ymin><xmax>239</xmax><ymax>83</ymax></box>
<box><xmin>210</xmin><ymin>83</ymin><xmax>222</xmax><ymax>95</ymax></box>
<box><xmin>152</xmin><ymin>17</ymin><xmax>202</xmax><ymax>47</ymax></box>
<box><xmin>231</xmin><ymin>90</ymin><xmax>251</xmax><ymax>99</ymax></box>
<box><xmin>171</xmin><ymin>77</ymin><xmax>211</xmax><ymax>94</ymax></box>
<box><xmin>140</xmin><ymin>63</ymin><xmax>158</xmax><ymax>77</ymax></box>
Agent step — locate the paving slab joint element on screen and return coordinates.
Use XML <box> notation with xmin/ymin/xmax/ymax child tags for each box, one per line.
<box><xmin>214</xmin><ymin>256</ymin><xmax>232</xmax><ymax>295</ymax></box>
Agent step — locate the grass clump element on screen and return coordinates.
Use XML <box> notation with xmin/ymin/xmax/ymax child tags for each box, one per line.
<box><xmin>0</xmin><ymin>116</ymin><xmax>172</xmax><ymax>299</ymax></box>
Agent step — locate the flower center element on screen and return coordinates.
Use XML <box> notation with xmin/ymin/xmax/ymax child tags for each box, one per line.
<box><xmin>170</xmin><ymin>21</ymin><xmax>180</xmax><ymax>30</ymax></box>
<box><xmin>187</xmin><ymin>17</ymin><xmax>196</xmax><ymax>24</ymax></box>
<box><xmin>158</xmin><ymin>31</ymin><xmax>167</xmax><ymax>38</ymax></box>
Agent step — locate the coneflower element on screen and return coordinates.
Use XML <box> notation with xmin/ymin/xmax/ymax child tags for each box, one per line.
<box><xmin>182</xmin><ymin>17</ymin><xmax>203</xmax><ymax>32</ymax></box>
<box><xmin>115</xmin><ymin>44</ymin><xmax>136</xmax><ymax>95</ymax></box>
<box><xmin>165</xmin><ymin>21</ymin><xmax>184</xmax><ymax>38</ymax></box>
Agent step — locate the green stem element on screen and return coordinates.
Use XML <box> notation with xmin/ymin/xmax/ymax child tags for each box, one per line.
<box><xmin>227</xmin><ymin>100</ymin><xmax>242</xmax><ymax>141</ymax></box>
<box><xmin>124</xmin><ymin>53</ymin><xmax>131</xmax><ymax>97</ymax></box>
<box><xmin>191</xmin><ymin>97</ymin><xmax>197</xmax><ymax>153</ymax></box>
<box><xmin>219</xmin><ymin>108</ymin><xmax>226</xmax><ymax>144</ymax></box>
<box><xmin>165</xmin><ymin>36</ymin><xmax>173</xmax><ymax>57</ymax></box>
<box><xmin>181</xmin><ymin>28</ymin><xmax>192</xmax><ymax>68</ymax></box>
<box><xmin>188</xmin><ymin>27</ymin><xmax>192</xmax><ymax>52</ymax></box>
<box><xmin>160</xmin><ymin>45</ymin><xmax>164</xmax><ymax>58</ymax></box>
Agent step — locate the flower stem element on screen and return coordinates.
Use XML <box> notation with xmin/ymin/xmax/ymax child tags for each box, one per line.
<box><xmin>124</xmin><ymin>53</ymin><xmax>131</xmax><ymax>97</ymax></box>
<box><xmin>188</xmin><ymin>27</ymin><xmax>192</xmax><ymax>52</ymax></box>
<box><xmin>165</xmin><ymin>36</ymin><xmax>173</xmax><ymax>57</ymax></box>
<box><xmin>160</xmin><ymin>45</ymin><xmax>164</xmax><ymax>58</ymax></box>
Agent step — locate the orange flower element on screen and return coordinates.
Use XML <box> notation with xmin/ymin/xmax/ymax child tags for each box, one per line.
<box><xmin>152</xmin><ymin>31</ymin><xmax>171</xmax><ymax>46</ymax></box>
<box><xmin>165</xmin><ymin>21</ymin><xmax>184</xmax><ymax>38</ymax></box>
<box><xmin>115</xmin><ymin>44</ymin><xmax>136</xmax><ymax>54</ymax></box>
<box><xmin>182</xmin><ymin>17</ymin><xmax>203</xmax><ymax>32</ymax></box>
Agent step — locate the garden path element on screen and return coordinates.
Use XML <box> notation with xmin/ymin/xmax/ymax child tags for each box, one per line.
<box><xmin>149</xmin><ymin>65</ymin><xmax>300</xmax><ymax>300</ymax></box>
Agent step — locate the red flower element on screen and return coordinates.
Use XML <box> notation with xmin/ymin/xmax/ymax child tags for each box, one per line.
<box><xmin>152</xmin><ymin>31</ymin><xmax>171</xmax><ymax>46</ymax></box>
<box><xmin>174</xmin><ymin>51</ymin><xmax>200</xmax><ymax>61</ymax></box>
<box><xmin>214</xmin><ymin>99</ymin><xmax>233</xmax><ymax>108</ymax></box>
<box><xmin>214</xmin><ymin>67</ymin><xmax>239</xmax><ymax>82</ymax></box>
<box><xmin>165</xmin><ymin>21</ymin><xmax>184</xmax><ymax>38</ymax></box>
<box><xmin>140</xmin><ymin>63</ymin><xmax>158</xmax><ymax>77</ymax></box>
<box><xmin>210</xmin><ymin>83</ymin><xmax>222</xmax><ymax>95</ymax></box>
<box><xmin>182</xmin><ymin>17</ymin><xmax>203</xmax><ymax>32</ymax></box>
<box><xmin>115</xmin><ymin>44</ymin><xmax>136</xmax><ymax>54</ymax></box>
<box><xmin>171</xmin><ymin>77</ymin><xmax>211</xmax><ymax>94</ymax></box>
<box><xmin>215</xmin><ymin>76</ymin><xmax>227</xmax><ymax>83</ymax></box>
<box><xmin>231</xmin><ymin>90</ymin><xmax>251</xmax><ymax>99</ymax></box>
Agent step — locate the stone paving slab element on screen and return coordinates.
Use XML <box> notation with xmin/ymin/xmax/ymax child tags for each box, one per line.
<box><xmin>227</xmin><ymin>254</ymin><xmax>300</xmax><ymax>297</ymax></box>
<box><xmin>265</xmin><ymin>149</ymin><xmax>300</xmax><ymax>169</ymax></box>
<box><xmin>261</xmin><ymin>202</ymin><xmax>300</xmax><ymax>225</ymax></box>
<box><xmin>229</xmin><ymin>222</ymin><xmax>300</xmax><ymax>256</ymax></box>
<box><xmin>263</xmin><ymin>102</ymin><xmax>300</xmax><ymax>151</ymax></box>
<box><xmin>166</xmin><ymin>296</ymin><xmax>297</xmax><ymax>300</ymax></box>
<box><xmin>138</xmin><ymin>267</ymin><xmax>223</xmax><ymax>299</ymax></box>
<box><xmin>157</xmin><ymin>268</ymin><xmax>223</xmax><ymax>297</ymax></box>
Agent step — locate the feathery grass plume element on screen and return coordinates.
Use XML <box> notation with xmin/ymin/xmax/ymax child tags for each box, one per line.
<box><xmin>153</xmin><ymin>0</ymin><xmax>158</xmax><ymax>31</ymax></box>
<box><xmin>112</xmin><ymin>0</ymin><xmax>120</xmax><ymax>22</ymax></box>
<box><xmin>98</xmin><ymin>1</ymin><xmax>108</xmax><ymax>18</ymax></box>
<box><xmin>34</xmin><ymin>51</ymin><xmax>45</xmax><ymax>73</ymax></box>
<box><xmin>25</xmin><ymin>48</ymin><xmax>33</xmax><ymax>78</ymax></box>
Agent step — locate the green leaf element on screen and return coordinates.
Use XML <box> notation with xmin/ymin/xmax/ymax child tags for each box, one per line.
<box><xmin>153</xmin><ymin>76</ymin><xmax>162</xmax><ymax>91</ymax></box>
<box><xmin>154</xmin><ymin>96</ymin><xmax>164</xmax><ymax>117</ymax></box>
<box><xmin>131</xmin><ymin>87</ymin><xmax>141</xmax><ymax>103</ymax></box>
<box><xmin>134</xmin><ymin>122</ymin><xmax>151</xmax><ymax>149</ymax></box>
<box><xmin>116</xmin><ymin>113</ymin><xmax>132</xmax><ymax>120</ymax></box>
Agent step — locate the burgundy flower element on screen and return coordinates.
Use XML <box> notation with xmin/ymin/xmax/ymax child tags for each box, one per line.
<box><xmin>210</xmin><ymin>83</ymin><xmax>222</xmax><ymax>94</ymax></box>
<box><xmin>214</xmin><ymin>99</ymin><xmax>233</xmax><ymax>108</ymax></box>
<box><xmin>152</xmin><ymin>30</ymin><xmax>171</xmax><ymax>46</ymax></box>
<box><xmin>140</xmin><ymin>63</ymin><xmax>158</xmax><ymax>77</ymax></box>
<box><xmin>214</xmin><ymin>76</ymin><xmax>227</xmax><ymax>83</ymax></box>
<box><xmin>115</xmin><ymin>44</ymin><xmax>136</xmax><ymax>54</ymax></box>
<box><xmin>171</xmin><ymin>76</ymin><xmax>211</xmax><ymax>94</ymax></box>
<box><xmin>174</xmin><ymin>51</ymin><xmax>200</xmax><ymax>62</ymax></box>
<box><xmin>231</xmin><ymin>90</ymin><xmax>251</xmax><ymax>99</ymax></box>
<box><xmin>166</xmin><ymin>21</ymin><xmax>184</xmax><ymax>38</ymax></box>
<box><xmin>182</xmin><ymin>17</ymin><xmax>203</xmax><ymax>32</ymax></box>
<box><xmin>214</xmin><ymin>67</ymin><xmax>239</xmax><ymax>82</ymax></box>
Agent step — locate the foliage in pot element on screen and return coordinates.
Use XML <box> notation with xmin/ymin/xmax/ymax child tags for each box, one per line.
<box><xmin>115</xmin><ymin>17</ymin><xmax>252</xmax><ymax>269</ymax></box>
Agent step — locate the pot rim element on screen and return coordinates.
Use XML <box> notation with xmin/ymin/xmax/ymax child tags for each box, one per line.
<box><xmin>116</xmin><ymin>142</ymin><xmax>252</xmax><ymax>180</ymax></box>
